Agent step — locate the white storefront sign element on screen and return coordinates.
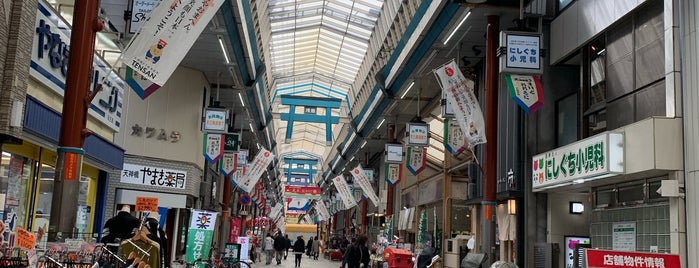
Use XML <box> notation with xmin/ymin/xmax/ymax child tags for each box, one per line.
<box><xmin>500</xmin><ymin>31</ymin><xmax>543</xmax><ymax>74</ymax></box>
<box><xmin>121</xmin><ymin>163</ymin><xmax>187</xmax><ymax>189</ymax></box>
<box><xmin>532</xmin><ymin>132</ymin><xmax>624</xmax><ymax>191</ymax></box>
<box><xmin>613</xmin><ymin>222</ymin><xmax>636</xmax><ymax>251</ymax></box>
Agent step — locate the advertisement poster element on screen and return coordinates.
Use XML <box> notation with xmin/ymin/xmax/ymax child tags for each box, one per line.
<box><xmin>565</xmin><ymin>236</ymin><xmax>590</xmax><ymax>268</ymax></box>
<box><xmin>228</xmin><ymin>217</ymin><xmax>242</xmax><ymax>244</ymax></box>
<box><xmin>612</xmin><ymin>222</ymin><xmax>636</xmax><ymax>251</ymax></box>
<box><xmin>236</xmin><ymin>236</ymin><xmax>250</xmax><ymax>261</ymax></box>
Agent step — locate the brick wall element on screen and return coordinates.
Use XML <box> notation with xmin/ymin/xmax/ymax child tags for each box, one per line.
<box><xmin>103</xmin><ymin>155</ymin><xmax>203</xmax><ymax>220</ymax></box>
<box><xmin>0</xmin><ymin>0</ymin><xmax>37</xmax><ymax>141</ymax></box>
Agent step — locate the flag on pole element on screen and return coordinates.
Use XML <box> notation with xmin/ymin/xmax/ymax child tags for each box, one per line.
<box><xmin>122</xmin><ymin>0</ymin><xmax>225</xmax><ymax>86</ymax></box>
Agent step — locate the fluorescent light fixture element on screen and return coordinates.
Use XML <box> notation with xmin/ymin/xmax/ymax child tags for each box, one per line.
<box><xmin>217</xmin><ymin>35</ymin><xmax>230</xmax><ymax>64</ymax></box>
<box><xmin>349</xmin><ymin>156</ymin><xmax>355</xmax><ymax>162</ymax></box>
<box><xmin>400</xmin><ymin>81</ymin><xmax>415</xmax><ymax>99</ymax></box>
<box><xmin>572</xmin><ymin>179</ymin><xmax>585</xmax><ymax>184</ymax></box>
<box><xmin>376</xmin><ymin>118</ymin><xmax>386</xmax><ymax>130</ymax></box>
<box><xmin>569</xmin><ymin>202</ymin><xmax>584</xmax><ymax>214</ymax></box>
<box><xmin>443</xmin><ymin>11</ymin><xmax>471</xmax><ymax>45</ymax></box>
<box><xmin>249</xmin><ymin>122</ymin><xmax>255</xmax><ymax>132</ymax></box>
<box><xmin>361</xmin><ymin>141</ymin><xmax>367</xmax><ymax>148</ymax></box>
<box><xmin>238</xmin><ymin>92</ymin><xmax>245</xmax><ymax>107</ymax></box>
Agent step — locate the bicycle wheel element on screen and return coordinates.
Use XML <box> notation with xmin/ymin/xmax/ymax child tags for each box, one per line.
<box><xmin>228</xmin><ymin>261</ymin><xmax>251</xmax><ymax>268</ymax></box>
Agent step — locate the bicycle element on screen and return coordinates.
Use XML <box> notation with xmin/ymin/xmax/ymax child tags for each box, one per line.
<box><xmin>174</xmin><ymin>258</ymin><xmax>251</xmax><ymax>268</ymax></box>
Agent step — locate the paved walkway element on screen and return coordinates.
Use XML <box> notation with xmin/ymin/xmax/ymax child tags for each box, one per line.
<box><xmin>249</xmin><ymin>252</ymin><xmax>341</xmax><ymax>268</ymax></box>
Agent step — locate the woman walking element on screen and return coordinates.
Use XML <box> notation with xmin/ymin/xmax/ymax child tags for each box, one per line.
<box><xmin>346</xmin><ymin>235</ymin><xmax>370</xmax><ymax>268</ymax></box>
<box><xmin>293</xmin><ymin>236</ymin><xmax>306</xmax><ymax>267</ymax></box>
<box><xmin>311</xmin><ymin>236</ymin><xmax>320</xmax><ymax>260</ymax></box>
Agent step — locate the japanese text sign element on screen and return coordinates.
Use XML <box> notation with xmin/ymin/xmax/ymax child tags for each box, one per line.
<box><xmin>352</xmin><ymin>165</ymin><xmax>380</xmax><ymax>207</ymax></box>
<box><xmin>16</xmin><ymin>227</ymin><xmax>36</xmax><ymax>250</ymax></box>
<box><xmin>121</xmin><ymin>163</ymin><xmax>187</xmax><ymax>189</ymax></box>
<box><xmin>585</xmin><ymin>249</ymin><xmax>680</xmax><ymax>268</ymax></box>
<box><xmin>500</xmin><ymin>31</ymin><xmax>542</xmax><ymax>74</ymax></box>
<box><xmin>135</xmin><ymin>197</ymin><xmax>159</xmax><ymax>212</ymax></box>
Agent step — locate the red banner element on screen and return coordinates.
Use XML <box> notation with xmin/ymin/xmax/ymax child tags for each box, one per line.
<box><xmin>228</xmin><ymin>217</ymin><xmax>242</xmax><ymax>243</ymax></box>
<box><xmin>585</xmin><ymin>249</ymin><xmax>681</xmax><ymax>268</ymax></box>
<box><xmin>284</xmin><ymin>186</ymin><xmax>321</xmax><ymax>196</ymax></box>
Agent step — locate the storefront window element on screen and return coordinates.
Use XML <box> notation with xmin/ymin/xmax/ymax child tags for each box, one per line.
<box><xmin>0</xmin><ymin>152</ymin><xmax>32</xmax><ymax>245</ymax></box>
<box><xmin>557</xmin><ymin>93</ymin><xmax>578</xmax><ymax>146</ymax></box>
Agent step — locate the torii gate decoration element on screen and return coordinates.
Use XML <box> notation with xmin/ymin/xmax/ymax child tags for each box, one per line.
<box><xmin>280</xmin><ymin>95</ymin><xmax>341</xmax><ymax>145</ymax></box>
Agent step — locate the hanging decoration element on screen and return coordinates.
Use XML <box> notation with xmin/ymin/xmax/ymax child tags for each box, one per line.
<box><xmin>417</xmin><ymin>209</ymin><xmax>427</xmax><ymax>248</ymax></box>
<box><xmin>406</xmin><ymin>146</ymin><xmax>427</xmax><ymax>175</ymax></box>
<box><xmin>385</xmin><ymin>163</ymin><xmax>402</xmax><ymax>186</ymax></box>
<box><xmin>444</xmin><ymin>118</ymin><xmax>468</xmax><ymax>156</ymax></box>
<box><xmin>186</xmin><ymin>210</ymin><xmax>218</xmax><ymax>268</ymax></box>
<box><xmin>505</xmin><ymin>74</ymin><xmax>544</xmax><ymax>113</ymax></box>
<box><xmin>203</xmin><ymin>133</ymin><xmax>224</xmax><ymax>164</ymax></box>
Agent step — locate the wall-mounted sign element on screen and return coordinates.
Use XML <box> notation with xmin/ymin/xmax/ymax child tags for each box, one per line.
<box><xmin>406</xmin><ymin>122</ymin><xmax>430</xmax><ymax>146</ymax></box>
<box><xmin>203</xmin><ymin>108</ymin><xmax>229</xmax><ymax>133</ymax></box>
<box><xmin>224</xmin><ymin>133</ymin><xmax>241</xmax><ymax>152</ymax></box>
<box><xmin>120</xmin><ymin>163</ymin><xmax>187</xmax><ymax>189</ymax></box>
<box><xmin>584</xmin><ymin>249</ymin><xmax>680</xmax><ymax>268</ymax></box>
<box><xmin>131</xmin><ymin>124</ymin><xmax>181</xmax><ymax>142</ymax></box>
<box><xmin>499</xmin><ymin>31</ymin><xmax>543</xmax><ymax>74</ymax></box>
<box><xmin>612</xmin><ymin>222</ymin><xmax>636</xmax><ymax>251</ymax></box>
<box><xmin>128</xmin><ymin>0</ymin><xmax>161</xmax><ymax>34</ymax></box>
<box><xmin>32</xmin><ymin>3</ymin><xmax>124</xmax><ymax>131</ymax></box>
<box><xmin>385</xmin><ymin>144</ymin><xmax>404</xmax><ymax>163</ymax></box>
<box><xmin>532</xmin><ymin>132</ymin><xmax>624</xmax><ymax>191</ymax></box>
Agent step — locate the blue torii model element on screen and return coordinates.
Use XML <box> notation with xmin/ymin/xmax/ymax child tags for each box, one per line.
<box><xmin>283</xmin><ymin>157</ymin><xmax>318</xmax><ymax>184</ymax></box>
<box><xmin>280</xmin><ymin>95</ymin><xmax>341</xmax><ymax>145</ymax></box>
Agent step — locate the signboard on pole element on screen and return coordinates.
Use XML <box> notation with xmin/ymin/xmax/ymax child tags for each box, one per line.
<box><xmin>186</xmin><ymin>210</ymin><xmax>218</xmax><ymax>268</ymax></box>
<box><xmin>332</xmin><ymin>176</ymin><xmax>357</xmax><ymax>209</ymax></box>
<box><xmin>239</xmin><ymin>149</ymin><xmax>274</xmax><ymax>193</ymax></box>
<box><xmin>505</xmin><ymin>74</ymin><xmax>544</xmax><ymax>113</ymax></box>
<box><xmin>220</xmin><ymin>153</ymin><xmax>237</xmax><ymax>177</ymax></box>
<box><xmin>444</xmin><ymin>118</ymin><xmax>468</xmax><ymax>156</ymax></box>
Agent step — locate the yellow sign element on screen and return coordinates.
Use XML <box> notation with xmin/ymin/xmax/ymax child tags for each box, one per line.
<box><xmin>135</xmin><ymin>197</ymin><xmax>159</xmax><ymax>212</ymax></box>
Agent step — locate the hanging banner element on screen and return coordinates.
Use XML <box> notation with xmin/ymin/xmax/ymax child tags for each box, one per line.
<box><xmin>231</xmin><ymin>169</ymin><xmax>244</xmax><ymax>187</ymax></box>
<box><xmin>203</xmin><ymin>133</ymin><xmax>224</xmax><ymax>164</ymax></box>
<box><xmin>237</xmin><ymin>150</ymin><xmax>249</xmax><ymax>166</ymax></box>
<box><xmin>351</xmin><ymin>165</ymin><xmax>380</xmax><ymax>207</ymax></box>
<box><xmin>286</xmin><ymin>197</ymin><xmax>310</xmax><ymax>211</ymax></box>
<box><xmin>224</xmin><ymin>133</ymin><xmax>241</xmax><ymax>152</ymax></box>
<box><xmin>406</xmin><ymin>147</ymin><xmax>427</xmax><ymax>175</ymax></box>
<box><xmin>239</xmin><ymin>148</ymin><xmax>274</xmax><ymax>193</ymax></box>
<box><xmin>444</xmin><ymin>118</ymin><xmax>469</xmax><ymax>156</ymax></box>
<box><xmin>284</xmin><ymin>186</ymin><xmax>321</xmax><ymax>199</ymax></box>
<box><xmin>186</xmin><ymin>210</ymin><xmax>218</xmax><ymax>268</ymax></box>
<box><xmin>125</xmin><ymin>66</ymin><xmax>161</xmax><ymax>99</ymax></box>
<box><xmin>228</xmin><ymin>217</ymin><xmax>242</xmax><ymax>244</ymax></box>
<box><xmin>433</xmin><ymin>59</ymin><xmax>486</xmax><ymax>148</ymax></box>
<box><xmin>219</xmin><ymin>153</ymin><xmax>237</xmax><ymax>177</ymax></box>
<box><xmin>122</xmin><ymin>0</ymin><xmax>225</xmax><ymax>86</ymax></box>
<box><xmin>271</xmin><ymin>203</ymin><xmax>283</xmax><ymax>220</ymax></box>
<box><xmin>385</xmin><ymin>163</ymin><xmax>402</xmax><ymax>186</ymax></box>
<box><xmin>316</xmin><ymin>201</ymin><xmax>330</xmax><ymax>221</ymax></box>
<box><xmin>332</xmin><ymin>176</ymin><xmax>357</xmax><ymax>209</ymax></box>
<box><xmin>505</xmin><ymin>74</ymin><xmax>544</xmax><ymax>113</ymax></box>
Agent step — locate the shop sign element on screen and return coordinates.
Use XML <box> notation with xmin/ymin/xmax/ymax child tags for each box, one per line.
<box><xmin>406</xmin><ymin>146</ymin><xmax>427</xmax><ymax>175</ymax></box>
<box><xmin>224</xmin><ymin>133</ymin><xmax>241</xmax><ymax>152</ymax></box>
<box><xmin>444</xmin><ymin>118</ymin><xmax>468</xmax><ymax>156</ymax></box>
<box><xmin>385</xmin><ymin>144</ymin><xmax>404</xmax><ymax>163</ymax></box>
<box><xmin>406</xmin><ymin>122</ymin><xmax>430</xmax><ymax>146</ymax></box>
<box><xmin>352</xmin><ymin>165</ymin><xmax>380</xmax><ymax>207</ymax></box>
<box><xmin>130</xmin><ymin>124</ymin><xmax>181</xmax><ymax>142</ymax></box>
<box><xmin>505</xmin><ymin>74</ymin><xmax>544</xmax><ymax>113</ymax></box>
<box><xmin>128</xmin><ymin>0</ymin><xmax>161</xmax><ymax>34</ymax></box>
<box><xmin>499</xmin><ymin>31</ymin><xmax>543</xmax><ymax>74</ymax></box>
<box><xmin>585</xmin><ymin>249</ymin><xmax>680</xmax><ymax>268</ymax></box>
<box><xmin>219</xmin><ymin>153</ymin><xmax>237</xmax><ymax>177</ymax></box>
<box><xmin>532</xmin><ymin>132</ymin><xmax>624</xmax><ymax>191</ymax></box>
<box><xmin>385</xmin><ymin>163</ymin><xmax>402</xmax><ymax>186</ymax></box>
<box><xmin>186</xmin><ymin>210</ymin><xmax>217</xmax><ymax>268</ymax></box>
<box><xmin>135</xmin><ymin>197</ymin><xmax>159</xmax><ymax>212</ymax></box>
<box><xmin>284</xmin><ymin>186</ymin><xmax>321</xmax><ymax>198</ymax></box>
<box><xmin>120</xmin><ymin>163</ymin><xmax>187</xmax><ymax>189</ymax></box>
<box><xmin>32</xmin><ymin>3</ymin><xmax>124</xmax><ymax>131</ymax></box>
<box><xmin>202</xmin><ymin>108</ymin><xmax>228</xmax><ymax>133</ymax></box>
<box><xmin>16</xmin><ymin>227</ymin><xmax>36</xmax><ymax>251</ymax></box>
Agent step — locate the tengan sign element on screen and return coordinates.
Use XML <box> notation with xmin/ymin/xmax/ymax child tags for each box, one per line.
<box><xmin>532</xmin><ymin>132</ymin><xmax>624</xmax><ymax>191</ymax></box>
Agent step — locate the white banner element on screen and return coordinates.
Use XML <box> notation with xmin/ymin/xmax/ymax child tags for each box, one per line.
<box><xmin>352</xmin><ymin>165</ymin><xmax>380</xmax><ymax>207</ymax></box>
<box><xmin>220</xmin><ymin>153</ymin><xmax>237</xmax><ymax>177</ymax></box>
<box><xmin>189</xmin><ymin>210</ymin><xmax>218</xmax><ymax>231</ymax></box>
<box><xmin>120</xmin><ymin>163</ymin><xmax>187</xmax><ymax>189</ymax></box>
<box><xmin>433</xmin><ymin>59</ymin><xmax>486</xmax><ymax>147</ymax></box>
<box><xmin>271</xmin><ymin>203</ymin><xmax>283</xmax><ymax>220</ymax></box>
<box><xmin>316</xmin><ymin>201</ymin><xmax>330</xmax><ymax>221</ymax></box>
<box><xmin>332</xmin><ymin>176</ymin><xmax>357</xmax><ymax>209</ymax></box>
<box><xmin>122</xmin><ymin>0</ymin><xmax>225</xmax><ymax>86</ymax></box>
<box><xmin>239</xmin><ymin>148</ymin><xmax>274</xmax><ymax>193</ymax></box>
<box><xmin>204</xmin><ymin>133</ymin><xmax>223</xmax><ymax>163</ymax></box>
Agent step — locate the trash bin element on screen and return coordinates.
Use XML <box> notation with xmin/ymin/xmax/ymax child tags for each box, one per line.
<box><xmin>383</xmin><ymin>248</ymin><xmax>413</xmax><ymax>268</ymax></box>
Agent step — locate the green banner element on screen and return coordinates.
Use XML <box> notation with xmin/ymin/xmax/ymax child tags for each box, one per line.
<box><xmin>185</xmin><ymin>210</ymin><xmax>218</xmax><ymax>268</ymax></box>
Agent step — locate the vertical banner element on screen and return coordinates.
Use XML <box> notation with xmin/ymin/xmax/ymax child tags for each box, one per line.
<box><xmin>351</xmin><ymin>165</ymin><xmax>380</xmax><ymax>207</ymax></box>
<box><xmin>125</xmin><ymin>66</ymin><xmax>161</xmax><ymax>99</ymax></box>
<box><xmin>228</xmin><ymin>217</ymin><xmax>242</xmax><ymax>243</ymax></box>
<box><xmin>406</xmin><ymin>147</ymin><xmax>427</xmax><ymax>175</ymax></box>
<box><xmin>505</xmin><ymin>74</ymin><xmax>544</xmax><ymax>113</ymax></box>
<box><xmin>186</xmin><ymin>210</ymin><xmax>218</xmax><ymax>268</ymax></box>
<box><xmin>332</xmin><ymin>176</ymin><xmax>357</xmax><ymax>209</ymax></box>
<box><xmin>122</xmin><ymin>0</ymin><xmax>225</xmax><ymax>86</ymax></box>
<box><xmin>433</xmin><ymin>59</ymin><xmax>486</xmax><ymax>148</ymax></box>
<box><xmin>316</xmin><ymin>201</ymin><xmax>330</xmax><ymax>221</ymax></box>
<box><xmin>237</xmin><ymin>149</ymin><xmax>249</xmax><ymax>167</ymax></box>
<box><xmin>236</xmin><ymin>236</ymin><xmax>250</xmax><ymax>261</ymax></box>
<box><xmin>444</xmin><ymin>118</ymin><xmax>468</xmax><ymax>156</ymax></box>
<box><xmin>203</xmin><ymin>133</ymin><xmax>224</xmax><ymax>163</ymax></box>
<box><xmin>239</xmin><ymin>148</ymin><xmax>274</xmax><ymax>193</ymax></box>
<box><xmin>385</xmin><ymin>163</ymin><xmax>402</xmax><ymax>186</ymax></box>
<box><xmin>231</xmin><ymin>169</ymin><xmax>245</xmax><ymax>187</ymax></box>
<box><xmin>219</xmin><ymin>153</ymin><xmax>237</xmax><ymax>177</ymax></box>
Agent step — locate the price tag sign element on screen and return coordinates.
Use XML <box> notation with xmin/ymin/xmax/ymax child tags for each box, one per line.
<box><xmin>16</xmin><ymin>227</ymin><xmax>36</xmax><ymax>250</ymax></box>
<box><xmin>135</xmin><ymin>197</ymin><xmax>159</xmax><ymax>212</ymax></box>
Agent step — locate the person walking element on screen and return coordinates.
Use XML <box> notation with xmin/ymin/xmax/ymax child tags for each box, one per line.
<box><xmin>306</xmin><ymin>236</ymin><xmax>314</xmax><ymax>258</ymax></box>
<box><xmin>311</xmin><ymin>236</ymin><xmax>320</xmax><ymax>260</ymax></box>
<box><xmin>340</xmin><ymin>237</ymin><xmax>355</xmax><ymax>268</ymax></box>
<box><xmin>274</xmin><ymin>232</ymin><xmax>286</xmax><ymax>264</ymax></box>
<box><xmin>264</xmin><ymin>233</ymin><xmax>274</xmax><ymax>264</ymax></box>
<box><xmin>293</xmin><ymin>236</ymin><xmax>306</xmax><ymax>267</ymax></box>
<box><xmin>284</xmin><ymin>234</ymin><xmax>291</xmax><ymax>260</ymax></box>
<box><xmin>345</xmin><ymin>235</ymin><xmax>369</xmax><ymax>268</ymax></box>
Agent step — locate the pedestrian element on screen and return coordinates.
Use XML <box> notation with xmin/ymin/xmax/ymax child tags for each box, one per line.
<box><xmin>346</xmin><ymin>235</ymin><xmax>369</xmax><ymax>268</ymax></box>
<box><xmin>265</xmin><ymin>233</ymin><xmax>274</xmax><ymax>264</ymax></box>
<box><xmin>285</xmin><ymin>234</ymin><xmax>292</xmax><ymax>260</ymax></box>
<box><xmin>312</xmin><ymin>236</ymin><xmax>320</xmax><ymax>260</ymax></box>
<box><xmin>293</xmin><ymin>236</ymin><xmax>306</xmax><ymax>267</ymax></box>
<box><xmin>340</xmin><ymin>237</ymin><xmax>355</xmax><ymax>268</ymax></box>
<box><xmin>306</xmin><ymin>236</ymin><xmax>314</xmax><ymax>258</ymax></box>
<box><xmin>274</xmin><ymin>232</ymin><xmax>286</xmax><ymax>264</ymax></box>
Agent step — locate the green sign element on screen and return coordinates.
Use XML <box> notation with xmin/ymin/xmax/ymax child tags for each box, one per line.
<box><xmin>224</xmin><ymin>133</ymin><xmax>240</xmax><ymax>152</ymax></box>
<box><xmin>532</xmin><ymin>133</ymin><xmax>623</xmax><ymax>190</ymax></box>
<box><xmin>186</xmin><ymin>210</ymin><xmax>218</xmax><ymax>268</ymax></box>
<box><xmin>222</xmin><ymin>243</ymin><xmax>241</xmax><ymax>264</ymax></box>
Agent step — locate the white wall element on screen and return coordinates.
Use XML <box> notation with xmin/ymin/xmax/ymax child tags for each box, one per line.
<box><xmin>115</xmin><ymin>66</ymin><xmax>208</xmax><ymax>168</ymax></box>
<box><xmin>547</xmin><ymin>192</ymin><xmax>591</xmax><ymax>267</ymax></box>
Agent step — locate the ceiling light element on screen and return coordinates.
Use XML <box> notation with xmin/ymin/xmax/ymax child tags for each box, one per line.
<box><xmin>443</xmin><ymin>10</ymin><xmax>471</xmax><ymax>45</ymax></box>
<box><xmin>376</xmin><ymin>118</ymin><xmax>386</xmax><ymax>130</ymax></box>
<box><xmin>217</xmin><ymin>35</ymin><xmax>230</xmax><ymax>64</ymax></box>
<box><xmin>349</xmin><ymin>156</ymin><xmax>355</xmax><ymax>162</ymax></box>
<box><xmin>400</xmin><ymin>81</ymin><xmax>415</xmax><ymax>99</ymax></box>
<box><xmin>361</xmin><ymin>141</ymin><xmax>367</xmax><ymax>148</ymax></box>
<box><xmin>249</xmin><ymin>122</ymin><xmax>255</xmax><ymax>132</ymax></box>
<box><xmin>238</xmin><ymin>92</ymin><xmax>245</xmax><ymax>107</ymax></box>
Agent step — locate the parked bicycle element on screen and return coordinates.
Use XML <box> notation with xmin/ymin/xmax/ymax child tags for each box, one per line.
<box><xmin>174</xmin><ymin>257</ymin><xmax>250</xmax><ymax>268</ymax></box>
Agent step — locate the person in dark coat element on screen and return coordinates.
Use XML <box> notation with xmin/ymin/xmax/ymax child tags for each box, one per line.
<box><xmin>101</xmin><ymin>205</ymin><xmax>140</xmax><ymax>244</ymax></box>
<box><xmin>306</xmin><ymin>236</ymin><xmax>314</xmax><ymax>257</ymax></box>
<box><xmin>273</xmin><ymin>232</ymin><xmax>286</xmax><ymax>264</ymax></box>
<box><xmin>346</xmin><ymin>235</ymin><xmax>369</xmax><ymax>268</ymax></box>
<box><xmin>293</xmin><ymin>236</ymin><xmax>306</xmax><ymax>267</ymax></box>
<box><xmin>284</xmin><ymin>234</ymin><xmax>292</xmax><ymax>260</ymax></box>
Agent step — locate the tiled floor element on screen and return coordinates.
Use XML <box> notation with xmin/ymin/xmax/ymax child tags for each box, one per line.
<box><xmin>250</xmin><ymin>252</ymin><xmax>341</xmax><ymax>268</ymax></box>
